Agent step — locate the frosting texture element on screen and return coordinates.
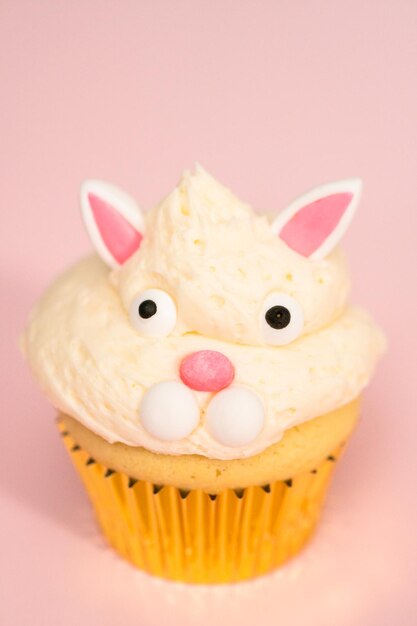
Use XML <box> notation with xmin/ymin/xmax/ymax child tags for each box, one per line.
<box><xmin>22</xmin><ymin>167</ymin><xmax>385</xmax><ymax>460</ymax></box>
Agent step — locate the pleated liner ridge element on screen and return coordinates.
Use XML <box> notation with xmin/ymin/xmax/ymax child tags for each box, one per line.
<box><xmin>58</xmin><ymin>420</ymin><xmax>344</xmax><ymax>583</ymax></box>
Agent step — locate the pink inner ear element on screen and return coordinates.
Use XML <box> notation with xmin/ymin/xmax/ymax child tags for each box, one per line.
<box><xmin>88</xmin><ymin>193</ymin><xmax>143</xmax><ymax>264</ymax></box>
<box><xmin>279</xmin><ymin>192</ymin><xmax>353</xmax><ymax>257</ymax></box>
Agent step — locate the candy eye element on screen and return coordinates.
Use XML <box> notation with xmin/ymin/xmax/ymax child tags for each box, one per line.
<box><xmin>261</xmin><ymin>293</ymin><xmax>304</xmax><ymax>346</ymax></box>
<box><xmin>129</xmin><ymin>289</ymin><xmax>177</xmax><ymax>337</ymax></box>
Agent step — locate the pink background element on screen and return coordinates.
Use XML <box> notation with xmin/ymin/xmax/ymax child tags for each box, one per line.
<box><xmin>1</xmin><ymin>1</ymin><xmax>416</xmax><ymax>624</ymax></box>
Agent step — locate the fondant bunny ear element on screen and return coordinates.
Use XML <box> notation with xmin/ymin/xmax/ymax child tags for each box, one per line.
<box><xmin>80</xmin><ymin>180</ymin><xmax>145</xmax><ymax>268</ymax></box>
<box><xmin>271</xmin><ymin>179</ymin><xmax>362</xmax><ymax>260</ymax></box>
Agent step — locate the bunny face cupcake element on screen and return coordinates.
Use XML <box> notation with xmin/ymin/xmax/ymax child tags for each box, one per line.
<box><xmin>22</xmin><ymin>166</ymin><xmax>385</xmax><ymax>582</ymax></box>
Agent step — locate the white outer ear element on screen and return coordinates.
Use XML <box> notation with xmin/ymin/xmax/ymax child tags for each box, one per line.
<box><xmin>80</xmin><ymin>179</ymin><xmax>145</xmax><ymax>269</ymax></box>
<box><xmin>270</xmin><ymin>178</ymin><xmax>362</xmax><ymax>260</ymax></box>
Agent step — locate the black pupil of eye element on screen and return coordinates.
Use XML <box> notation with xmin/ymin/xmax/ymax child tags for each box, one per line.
<box><xmin>138</xmin><ymin>299</ymin><xmax>157</xmax><ymax>319</ymax></box>
<box><xmin>265</xmin><ymin>305</ymin><xmax>291</xmax><ymax>330</ymax></box>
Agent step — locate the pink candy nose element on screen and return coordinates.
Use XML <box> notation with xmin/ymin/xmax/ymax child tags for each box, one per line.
<box><xmin>179</xmin><ymin>350</ymin><xmax>235</xmax><ymax>392</ymax></box>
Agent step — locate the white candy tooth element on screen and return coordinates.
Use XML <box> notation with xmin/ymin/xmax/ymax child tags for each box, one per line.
<box><xmin>140</xmin><ymin>381</ymin><xmax>200</xmax><ymax>441</ymax></box>
<box><xmin>206</xmin><ymin>386</ymin><xmax>265</xmax><ymax>447</ymax></box>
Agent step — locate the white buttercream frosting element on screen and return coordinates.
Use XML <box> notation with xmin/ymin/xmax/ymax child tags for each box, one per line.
<box><xmin>22</xmin><ymin>167</ymin><xmax>385</xmax><ymax>459</ymax></box>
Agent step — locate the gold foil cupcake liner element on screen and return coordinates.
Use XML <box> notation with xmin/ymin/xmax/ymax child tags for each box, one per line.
<box><xmin>58</xmin><ymin>421</ymin><xmax>344</xmax><ymax>583</ymax></box>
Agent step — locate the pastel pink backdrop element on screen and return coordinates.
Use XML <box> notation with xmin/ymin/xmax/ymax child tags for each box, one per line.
<box><xmin>1</xmin><ymin>2</ymin><xmax>416</xmax><ymax>625</ymax></box>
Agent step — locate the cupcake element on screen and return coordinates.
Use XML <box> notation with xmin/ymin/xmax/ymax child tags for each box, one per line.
<box><xmin>22</xmin><ymin>166</ymin><xmax>385</xmax><ymax>583</ymax></box>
